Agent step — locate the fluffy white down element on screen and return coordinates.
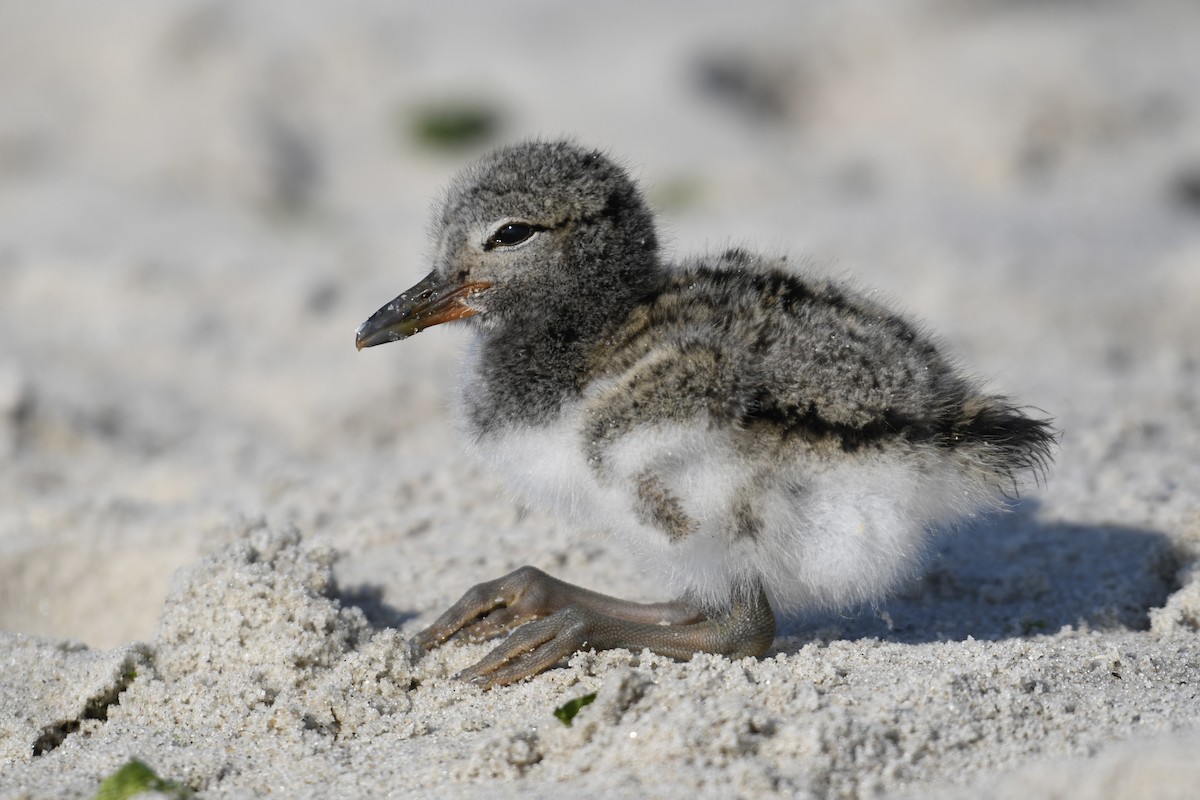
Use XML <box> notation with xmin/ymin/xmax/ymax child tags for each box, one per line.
<box><xmin>462</xmin><ymin>385</ymin><xmax>1004</xmax><ymax>616</ymax></box>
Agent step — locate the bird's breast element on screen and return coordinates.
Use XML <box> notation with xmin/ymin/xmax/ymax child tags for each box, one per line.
<box><xmin>465</xmin><ymin>399</ymin><xmax>632</xmax><ymax>531</ymax></box>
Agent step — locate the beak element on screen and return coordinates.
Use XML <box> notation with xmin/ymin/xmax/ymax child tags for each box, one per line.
<box><xmin>355</xmin><ymin>271</ymin><xmax>492</xmax><ymax>350</ymax></box>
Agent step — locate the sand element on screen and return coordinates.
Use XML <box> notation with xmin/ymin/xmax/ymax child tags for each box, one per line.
<box><xmin>2</xmin><ymin>1</ymin><xmax>1199</xmax><ymax>797</ymax></box>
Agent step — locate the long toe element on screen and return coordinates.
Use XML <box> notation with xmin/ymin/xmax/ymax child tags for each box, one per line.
<box><xmin>458</xmin><ymin>606</ymin><xmax>541</xmax><ymax>642</ymax></box>
<box><xmin>457</xmin><ymin>608</ymin><xmax>593</xmax><ymax>688</ymax></box>
<box><xmin>410</xmin><ymin>566</ymin><xmax>581</xmax><ymax>654</ymax></box>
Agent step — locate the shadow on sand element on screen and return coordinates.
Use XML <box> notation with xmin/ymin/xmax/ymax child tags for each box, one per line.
<box><xmin>780</xmin><ymin>500</ymin><xmax>1182</xmax><ymax>645</ymax></box>
<box><xmin>336</xmin><ymin>583</ymin><xmax>420</xmax><ymax>631</ymax></box>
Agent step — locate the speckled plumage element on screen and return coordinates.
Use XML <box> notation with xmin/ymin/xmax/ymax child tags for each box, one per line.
<box><xmin>356</xmin><ymin>140</ymin><xmax>1055</xmax><ymax>687</ymax></box>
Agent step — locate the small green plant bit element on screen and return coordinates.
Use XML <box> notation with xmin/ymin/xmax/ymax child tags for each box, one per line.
<box><xmin>408</xmin><ymin>102</ymin><xmax>500</xmax><ymax>150</ymax></box>
<box><xmin>94</xmin><ymin>759</ymin><xmax>192</xmax><ymax>800</ymax></box>
<box><xmin>553</xmin><ymin>692</ymin><xmax>597</xmax><ymax>727</ymax></box>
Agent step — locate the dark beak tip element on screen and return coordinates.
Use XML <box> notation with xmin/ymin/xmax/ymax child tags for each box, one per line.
<box><xmin>355</xmin><ymin>312</ymin><xmax>419</xmax><ymax>349</ymax></box>
<box><xmin>355</xmin><ymin>327</ymin><xmax>400</xmax><ymax>350</ymax></box>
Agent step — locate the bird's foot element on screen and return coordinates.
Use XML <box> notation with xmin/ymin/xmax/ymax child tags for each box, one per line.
<box><xmin>409</xmin><ymin>566</ymin><xmax>776</xmax><ymax>689</ymax></box>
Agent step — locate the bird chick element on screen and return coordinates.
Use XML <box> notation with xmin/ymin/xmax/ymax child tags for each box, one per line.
<box><xmin>356</xmin><ymin>140</ymin><xmax>1055</xmax><ymax>688</ymax></box>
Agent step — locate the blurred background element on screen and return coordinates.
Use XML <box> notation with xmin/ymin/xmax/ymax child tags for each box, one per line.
<box><xmin>2</xmin><ymin>0</ymin><xmax>1198</xmax><ymax>648</ymax></box>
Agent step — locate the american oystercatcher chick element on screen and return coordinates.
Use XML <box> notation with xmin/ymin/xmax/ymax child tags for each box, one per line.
<box><xmin>356</xmin><ymin>140</ymin><xmax>1055</xmax><ymax>688</ymax></box>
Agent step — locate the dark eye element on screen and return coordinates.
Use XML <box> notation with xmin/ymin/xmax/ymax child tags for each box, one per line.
<box><xmin>487</xmin><ymin>222</ymin><xmax>542</xmax><ymax>249</ymax></box>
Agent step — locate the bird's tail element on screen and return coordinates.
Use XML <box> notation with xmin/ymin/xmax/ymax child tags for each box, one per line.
<box><xmin>950</xmin><ymin>395</ymin><xmax>1058</xmax><ymax>496</ymax></box>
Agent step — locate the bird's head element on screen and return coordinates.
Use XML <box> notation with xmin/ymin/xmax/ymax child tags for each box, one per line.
<box><xmin>355</xmin><ymin>140</ymin><xmax>659</xmax><ymax>350</ymax></box>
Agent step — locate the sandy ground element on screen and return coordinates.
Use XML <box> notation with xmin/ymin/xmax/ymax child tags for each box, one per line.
<box><xmin>2</xmin><ymin>1</ymin><xmax>1199</xmax><ymax>797</ymax></box>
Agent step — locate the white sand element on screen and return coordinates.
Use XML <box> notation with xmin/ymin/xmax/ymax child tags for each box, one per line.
<box><xmin>2</xmin><ymin>1</ymin><xmax>1199</xmax><ymax>797</ymax></box>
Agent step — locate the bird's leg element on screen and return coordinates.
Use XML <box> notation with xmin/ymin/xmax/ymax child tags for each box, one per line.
<box><xmin>409</xmin><ymin>566</ymin><xmax>703</xmax><ymax>653</ymax></box>
<box><xmin>409</xmin><ymin>566</ymin><xmax>776</xmax><ymax>689</ymax></box>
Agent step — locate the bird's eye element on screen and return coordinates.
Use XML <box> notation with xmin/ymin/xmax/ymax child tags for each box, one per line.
<box><xmin>487</xmin><ymin>222</ymin><xmax>541</xmax><ymax>249</ymax></box>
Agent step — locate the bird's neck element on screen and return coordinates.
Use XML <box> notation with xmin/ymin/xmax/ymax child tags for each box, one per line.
<box><xmin>461</xmin><ymin>258</ymin><xmax>664</xmax><ymax>434</ymax></box>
